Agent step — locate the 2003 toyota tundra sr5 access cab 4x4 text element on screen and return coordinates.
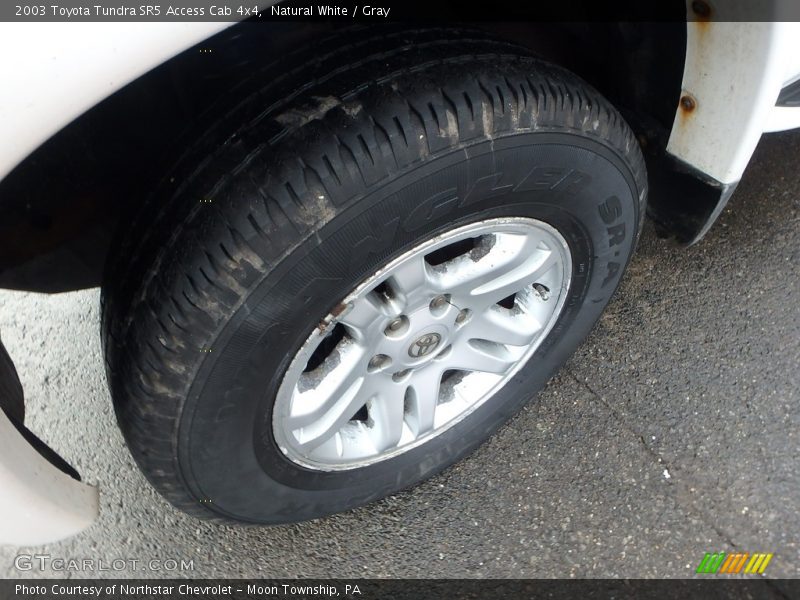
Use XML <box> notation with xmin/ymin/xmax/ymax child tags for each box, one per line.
<box><xmin>1</xmin><ymin>2</ymin><xmax>800</xmax><ymax>544</ymax></box>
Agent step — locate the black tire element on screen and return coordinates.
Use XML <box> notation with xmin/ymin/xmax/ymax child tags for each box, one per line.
<box><xmin>0</xmin><ymin>337</ymin><xmax>24</xmax><ymax>423</ymax></box>
<box><xmin>102</xmin><ymin>29</ymin><xmax>646</xmax><ymax>524</ymax></box>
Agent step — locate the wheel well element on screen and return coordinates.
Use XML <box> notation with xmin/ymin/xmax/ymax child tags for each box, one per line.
<box><xmin>0</xmin><ymin>18</ymin><xmax>686</xmax><ymax>293</ymax></box>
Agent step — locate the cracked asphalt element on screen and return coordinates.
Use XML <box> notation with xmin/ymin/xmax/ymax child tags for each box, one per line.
<box><xmin>0</xmin><ymin>131</ymin><xmax>798</xmax><ymax>579</ymax></box>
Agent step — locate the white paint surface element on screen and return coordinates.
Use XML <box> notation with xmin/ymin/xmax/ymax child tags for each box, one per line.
<box><xmin>667</xmin><ymin>15</ymin><xmax>800</xmax><ymax>183</ymax></box>
<box><xmin>0</xmin><ymin>407</ymin><xmax>99</xmax><ymax>546</ymax></box>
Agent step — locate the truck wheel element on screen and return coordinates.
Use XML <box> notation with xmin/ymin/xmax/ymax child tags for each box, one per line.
<box><xmin>101</xmin><ymin>30</ymin><xmax>646</xmax><ymax>523</ymax></box>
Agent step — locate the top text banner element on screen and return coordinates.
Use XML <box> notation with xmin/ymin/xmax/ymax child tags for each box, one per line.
<box><xmin>2</xmin><ymin>0</ymin><xmax>799</xmax><ymax>23</ymax></box>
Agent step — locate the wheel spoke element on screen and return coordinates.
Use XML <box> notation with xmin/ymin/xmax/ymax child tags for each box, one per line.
<box><xmin>447</xmin><ymin>339</ymin><xmax>517</xmax><ymax>375</ymax></box>
<box><xmin>287</xmin><ymin>341</ymin><xmax>370</xmax><ymax>450</ymax></box>
<box><xmin>292</xmin><ymin>384</ymin><xmax>369</xmax><ymax>454</ymax></box>
<box><xmin>366</xmin><ymin>381</ymin><xmax>407</xmax><ymax>452</ymax></box>
<box><xmin>471</xmin><ymin>249</ymin><xmax>558</xmax><ymax>306</ymax></box>
<box><xmin>467</xmin><ymin>303</ymin><xmax>542</xmax><ymax>347</ymax></box>
<box><xmin>387</xmin><ymin>254</ymin><xmax>434</xmax><ymax>308</ymax></box>
<box><xmin>406</xmin><ymin>367</ymin><xmax>443</xmax><ymax>437</ymax></box>
<box><xmin>338</xmin><ymin>293</ymin><xmax>385</xmax><ymax>342</ymax></box>
<box><xmin>433</xmin><ymin>232</ymin><xmax>558</xmax><ymax>310</ymax></box>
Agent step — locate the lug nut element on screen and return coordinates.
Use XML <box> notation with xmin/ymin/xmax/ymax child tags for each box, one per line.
<box><xmin>429</xmin><ymin>295</ymin><xmax>449</xmax><ymax>312</ymax></box>
<box><xmin>368</xmin><ymin>354</ymin><xmax>391</xmax><ymax>372</ymax></box>
<box><xmin>455</xmin><ymin>309</ymin><xmax>470</xmax><ymax>324</ymax></box>
<box><xmin>392</xmin><ymin>369</ymin><xmax>410</xmax><ymax>382</ymax></box>
<box><xmin>533</xmin><ymin>283</ymin><xmax>550</xmax><ymax>301</ymax></box>
<box><xmin>388</xmin><ymin>318</ymin><xmax>403</xmax><ymax>331</ymax></box>
<box><xmin>384</xmin><ymin>316</ymin><xmax>408</xmax><ymax>336</ymax></box>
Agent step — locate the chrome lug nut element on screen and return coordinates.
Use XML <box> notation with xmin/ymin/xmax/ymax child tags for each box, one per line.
<box><xmin>388</xmin><ymin>318</ymin><xmax>404</xmax><ymax>331</ymax></box>
<box><xmin>455</xmin><ymin>309</ymin><xmax>470</xmax><ymax>324</ymax></box>
<box><xmin>384</xmin><ymin>316</ymin><xmax>408</xmax><ymax>336</ymax></box>
<box><xmin>368</xmin><ymin>354</ymin><xmax>392</xmax><ymax>372</ymax></box>
<box><xmin>392</xmin><ymin>369</ymin><xmax>411</xmax><ymax>382</ymax></box>
<box><xmin>429</xmin><ymin>294</ymin><xmax>449</xmax><ymax>313</ymax></box>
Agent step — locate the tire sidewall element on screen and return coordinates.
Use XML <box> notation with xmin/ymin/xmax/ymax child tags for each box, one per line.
<box><xmin>178</xmin><ymin>132</ymin><xmax>640</xmax><ymax>523</ymax></box>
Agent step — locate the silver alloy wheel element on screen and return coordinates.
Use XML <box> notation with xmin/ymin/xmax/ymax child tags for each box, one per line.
<box><xmin>273</xmin><ymin>217</ymin><xmax>572</xmax><ymax>471</ymax></box>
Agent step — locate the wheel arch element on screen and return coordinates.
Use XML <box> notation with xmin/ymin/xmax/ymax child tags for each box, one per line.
<box><xmin>0</xmin><ymin>17</ymin><xmax>687</xmax><ymax>294</ymax></box>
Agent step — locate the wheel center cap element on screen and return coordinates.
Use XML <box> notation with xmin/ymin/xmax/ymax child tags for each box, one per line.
<box><xmin>408</xmin><ymin>332</ymin><xmax>442</xmax><ymax>358</ymax></box>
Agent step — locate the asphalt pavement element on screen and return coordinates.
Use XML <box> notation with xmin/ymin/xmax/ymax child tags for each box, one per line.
<box><xmin>0</xmin><ymin>131</ymin><xmax>798</xmax><ymax>579</ymax></box>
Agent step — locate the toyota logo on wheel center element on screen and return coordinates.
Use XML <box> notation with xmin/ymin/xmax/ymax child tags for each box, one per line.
<box><xmin>408</xmin><ymin>333</ymin><xmax>442</xmax><ymax>358</ymax></box>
